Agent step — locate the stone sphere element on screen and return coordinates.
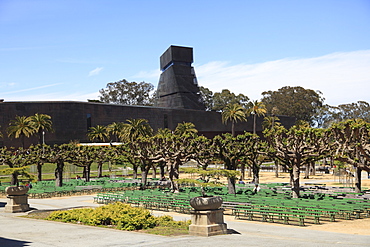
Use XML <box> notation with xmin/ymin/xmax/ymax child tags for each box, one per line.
<box><xmin>189</xmin><ymin>196</ymin><xmax>223</xmax><ymax>210</ymax></box>
<box><xmin>5</xmin><ymin>186</ymin><xmax>29</xmax><ymax>196</ymax></box>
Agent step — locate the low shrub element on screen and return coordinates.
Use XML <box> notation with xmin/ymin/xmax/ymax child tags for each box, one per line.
<box><xmin>46</xmin><ymin>202</ymin><xmax>190</xmax><ymax>231</ymax></box>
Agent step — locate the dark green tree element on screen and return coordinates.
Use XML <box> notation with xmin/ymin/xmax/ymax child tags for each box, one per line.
<box><xmin>212</xmin><ymin>89</ymin><xmax>249</xmax><ymax>111</ymax></box>
<box><xmin>261</xmin><ymin>86</ymin><xmax>324</xmax><ymax>125</ymax></box>
<box><xmin>99</xmin><ymin>79</ymin><xmax>155</xmax><ymax>106</ymax></box>
<box><xmin>199</xmin><ymin>86</ymin><xmax>214</xmax><ymax>111</ymax></box>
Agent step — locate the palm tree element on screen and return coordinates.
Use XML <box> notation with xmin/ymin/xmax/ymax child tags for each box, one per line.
<box><xmin>7</xmin><ymin>116</ymin><xmax>35</xmax><ymax>148</ymax></box>
<box><xmin>29</xmin><ymin>113</ymin><xmax>53</xmax><ymax>144</ymax></box>
<box><xmin>262</xmin><ymin>116</ymin><xmax>281</xmax><ymax>130</ymax></box>
<box><xmin>87</xmin><ymin>125</ymin><xmax>108</xmax><ymax>142</ymax></box>
<box><xmin>247</xmin><ymin>100</ymin><xmax>267</xmax><ymax>135</ymax></box>
<box><xmin>174</xmin><ymin>122</ymin><xmax>198</xmax><ymax>136</ymax></box>
<box><xmin>156</xmin><ymin>128</ymin><xmax>172</xmax><ymax>137</ymax></box>
<box><xmin>107</xmin><ymin>122</ymin><xmax>125</xmax><ymax>142</ymax></box>
<box><xmin>121</xmin><ymin>118</ymin><xmax>153</xmax><ymax>142</ymax></box>
<box><xmin>221</xmin><ymin>103</ymin><xmax>247</xmax><ymax>136</ymax></box>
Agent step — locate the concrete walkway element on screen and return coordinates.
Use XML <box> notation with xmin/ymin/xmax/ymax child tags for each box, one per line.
<box><xmin>1</xmin><ymin>196</ymin><xmax>370</xmax><ymax>247</ymax></box>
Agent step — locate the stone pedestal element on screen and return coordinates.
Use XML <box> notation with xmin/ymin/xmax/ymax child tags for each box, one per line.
<box><xmin>189</xmin><ymin>209</ymin><xmax>227</xmax><ymax>236</ymax></box>
<box><xmin>4</xmin><ymin>194</ymin><xmax>30</xmax><ymax>213</ymax></box>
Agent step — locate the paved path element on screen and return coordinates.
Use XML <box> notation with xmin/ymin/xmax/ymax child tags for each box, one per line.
<box><xmin>1</xmin><ymin>196</ymin><xmax>370</xmax><ymax>247</ymax></box>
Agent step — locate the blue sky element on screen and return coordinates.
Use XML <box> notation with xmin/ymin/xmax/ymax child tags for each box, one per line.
<box><xmin>1</xmin><ymin>0</ymin><xmax>370</xmax><ymax>106</ymax></box>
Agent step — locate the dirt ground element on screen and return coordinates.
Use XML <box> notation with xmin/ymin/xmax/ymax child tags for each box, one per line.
<box><xmin>181</xmin><ymin>171</ymin><xmax>370</xmax><ymax>235</ymax></box>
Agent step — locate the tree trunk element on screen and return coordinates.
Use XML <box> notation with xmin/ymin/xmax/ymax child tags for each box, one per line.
<box><xmin>152</xmin><ymin>164</ymin><xmax>157</xmax><ymax>179</ymax></box>
<box><xmin>21</xmin><ymin>134</ymin><xmax>25</xmax><ymax>149</ymax></box>
<box><xmin>141</xmin><ymin>165</ymin><xmax>150</xmax><ymax>189</ymax></box>
<box><xmin>252</xmin><ymin>162</ymin><xmax>260</xmax><ymax>184</ymax></box>
<box><xmin>311</xmin><ymin>162</ymin><xmax>316</xmax><ymax>175</ymax></box>
<box><xmin>11</xmin><ymin>172</ymin><xmax>19</xmax><ymax>186</ymax></box>
<box><xmin>231</xmin><ymin>122</ymin><xmax>235</xmax><ymax>137</ymax></box>
<box><xmin>97</xmin><ymin>162</ymin><xmax>103</xmax><ymax>178</ymax></box>
<box><xmin>240</xmin><ymin>163</ymin><xmax>245</xmax><ymax>180</ymax></box>
<box><xmin>227</xmin><ymin>176</ymin><xmax>236</xmax><ymax>194</ymax></box>
<box><xmin>354</xmin><ymin>167</ymin><xmax>362</xmax><ymax>193</ymax></box>
<box><xmin>37</xmin><ymin>163</ymin><xmax>43</xmax><ymax>181</ymax></box>
<box><xmin>291</xmin><ymin>164</ymin><xmax>300</xmax><ymax>198</ymax></box>
<box><xmin>55</xmin><ymin>161</ymin><xmax>64</xmax><ymax>187</ymax></box>
<box><xmin>275</xmin><ymin>160</ymin><xmax>279</xmax><ymax>178</ymax></box>
<box><xmin>159</xmin><ymin>164</ymin><xmax>165</xmax><ymax>178</ymax></box>
<box><xmin>304</xmin><ymin>164</ymin><xmax>310</xmax><ymax>179</ymax></box>
<box><xmin>85</xmin><ymin>164</ymin><xmax>91</xmax><ymax>182</ymax></box>
<box><xmin>132</xmin><ymin>164</ymin><xmax>138</xmax><ymax>179</ymax></box>
<box><xmin>169</xmin><ymin>163</ymin><xmax>179</xmax><ymax>192</ymax></box>
<box><xmin>141</xmin><ymin>167</ymin><xmax>148</xmax><ymax>189</ymax></box>
<box><xmin>82</xmin><ymin>166</ymin><xmax>86</xmax><ymax>178</ymax></box>
<box><xmin>253</xmin><ymin>114</ymin><xmax>257</xmax><ymax>135</ymax></box>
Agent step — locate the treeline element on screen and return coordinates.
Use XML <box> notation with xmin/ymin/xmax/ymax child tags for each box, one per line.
<box><xmin>1</xmin><ymin>119</ymin><xmax>370</xmax><ymax>199</ymax></box>
<box><xmin>97</xmin><ymin>79</ymin><xmax>370</xmax><ymax>128</ymax></box>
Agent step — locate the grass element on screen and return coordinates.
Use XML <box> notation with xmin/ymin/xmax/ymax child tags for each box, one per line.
<box><xmin>0</xmin><ymin>162</ymin><xmax>135</xmax><ymax>183</ymax></box>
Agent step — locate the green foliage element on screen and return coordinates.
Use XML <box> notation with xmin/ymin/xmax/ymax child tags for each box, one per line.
<box><xmin>262</xmin><ymin>86</ymin><xmax>324</xmax><ymax>125</ymax></box>
<box><xmin>221</xmin><ymin>103</ymin><xmax>247</xmax><ymax>136</ymax></box>
<box><xmin>47</xmin><ymin>203</ymin><xmax>157</xmax><ymax>230</ymax></box>
<box><xmin>46</xmin><ymin>202</ymin><xmax>190</xmax><ymax>231</ymax></box>
<box><xmin>99</xmin><ymin>79</ymin><xmax>155</xmax><ymax>106</ymax></box>
<box><xmin>120</xmin><ymin>118</ymin><xmax>153</xmax><ymax>142</ymax></box>
<box><xmin>174</xmin><ymin>122</ymin><xmax>198</xmax><ymax>136</ymax></box>
<box><xmin>87</xmin><ymin>125</ymin><xmax>108</xmax><ymax>142</ymax></box>
<box><xmin>213</xmin><ymin>89</ymin><xmax>249</xmax><ymax>111</ymax></box>
<box><xmin>156</xmin><ymin>215</ymin><xmax>191</xmax><ymax>228</ymax></box>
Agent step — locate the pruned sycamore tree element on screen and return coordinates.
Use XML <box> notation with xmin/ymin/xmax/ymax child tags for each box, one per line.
<box><xmin>211</xmin><ymin>133</ymin><xmax>248</xmax><ymax>194</ymax></box>
<box><xmin>264</xmin><ymin>125</ymin><xmax>331</xmax><ymax>198</ymax></box>
<box><xmin>45</xmin><ymin>144</ymin><xmax>74</xmax><ymax>187</ymax></box>
<box><xmin>154</xmin><ymin>133</ymin><xmax>194</xmax><ymax>192</ymax></box>
<box><xmin>126</xmin><ymin>136</ymin><xmax>163</xmax><ymax>188</ymax></box>
<box><xmin>240</xmin><ymin>132</ymin><xmax>268</xmax><ymax>185</ymax></box>
<box><xmin>189</xmin><ymin>135</ymin><xmax>214</xmax><ymax>170</ymax></box>
<box><xmin>330</xmin><ymin>119</ymin><xmax>370</xmax><ymax>193</ymax></box>
<box><xmin>0</xmin><ymin>147</ymin><xmax>36</xmax><ymax>185</ymax></box>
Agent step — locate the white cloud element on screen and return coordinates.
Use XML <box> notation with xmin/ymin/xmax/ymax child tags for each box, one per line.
<box><xmin>3</xmin><ymin>91</ymin><xmax>100</xmax><ymax>102</ymax></box>
<box><xmin>88</xmin><ymin>67</ymin><xmax>103</xmax><ymax>77</ymax></box>
<box><xmin>195</xmin><ymin>50</ymin><xmax>370</xmax><ymax>106</ymax></box>
<box><xmin>2</xmin><ymin>83</ymin><xmax>61</xmax><ymax>95</ymax></box>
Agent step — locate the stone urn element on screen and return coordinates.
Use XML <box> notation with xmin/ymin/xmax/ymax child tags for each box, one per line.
<box><xmin>5</xmin><ymin>186</ymin><xmax>29</xmax><ymax>196</ymax></box>
<box><xmin>189</xmin><ymin>196</ymin><xmax>223</xmax><ymax>211</ymax></box>
<box><xmin>189</xmin><ymin>195</ymin><xmax>227</xmax><ymax>236</ymax></box>
<box><xmin>4</xmin><ymin>186</ymin><xmax>30</xmax><ymax>213</ymax></box>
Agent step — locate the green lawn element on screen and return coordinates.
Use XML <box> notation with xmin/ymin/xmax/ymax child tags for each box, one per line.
<box><xmin>0</xmin><ymin>162</ymin><xmax>134</xmax><ymax>184</ymax></box>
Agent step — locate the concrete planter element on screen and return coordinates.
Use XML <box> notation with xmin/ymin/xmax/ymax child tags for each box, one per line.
<box><xmin>189</xmin><ymin>196</ymin><xmax>223</xmax><ymax>211</ymax></box>
<box><xmin>5</xmin><ymin>186</ymin><xmax>29</xmax><ymax>196</ymax></box>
